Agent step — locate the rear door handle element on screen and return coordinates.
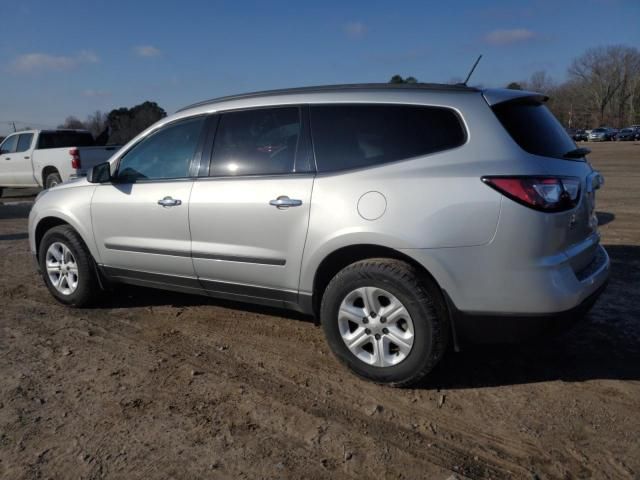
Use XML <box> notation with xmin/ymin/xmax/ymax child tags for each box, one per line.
<box><xmin>269</xmin><ymin>196</ymin><xmax>302</xmax><ymax>208</ymax></box>
<box><xmin>157</xmin><ymin>196</ymin><xmax>182</xmax><ymax>207</ymax></box>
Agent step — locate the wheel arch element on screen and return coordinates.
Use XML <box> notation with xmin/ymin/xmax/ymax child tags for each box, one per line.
<box><xmin>310</xmin><ymin>244</ymin><xmax>445</xmax><ymax>320</ymax></box>
<box><xmin>41</xmin><ymin>166</ymin><xmax>60</xmax><ymax>187</ymax></box>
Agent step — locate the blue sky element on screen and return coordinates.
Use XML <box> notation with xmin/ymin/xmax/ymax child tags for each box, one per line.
<box><xmin>1</xmin><ymin>0</ymin><xmax>638</xmax><ymax>135</ymax></box>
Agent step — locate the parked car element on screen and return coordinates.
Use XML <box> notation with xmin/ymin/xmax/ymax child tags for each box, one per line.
<box><xmin>0</xmin><ymin>129</ymin><xmax>120</xmax><ymax>197</ymax></box>
<box><xmin>571</xmin><ymin>129</ymin><xmax>588</xmax><ymax>142</ymax></box>
<box><xmin>28</xmin><ymin>84</ymin><xmax>609</xmax><ymax>386</ymax></box>
<box><xmin>588</xmin><ymin>127</ymin><xmax>613</xmax><ymax>141</ymax></box>
<box><xmin>616</xmin><ymin>128</ymin><xmax>637</xmax><ymax>141</ymax></box>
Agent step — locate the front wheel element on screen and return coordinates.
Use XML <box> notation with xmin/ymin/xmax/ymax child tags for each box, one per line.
<box><xmin>39</xmin><ymin>225</ymin><xmax>101</xmax><ymax>306</ymax></box>
<box><xmin>320</xmin><ymin>258</ymin><xmax>448</xmax><ymax>387</ymax></box>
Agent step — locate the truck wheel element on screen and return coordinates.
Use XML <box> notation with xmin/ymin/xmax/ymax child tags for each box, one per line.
<box><xmin>45</xmin><ymin>172</ymin><xmax>62</xmax><ymax>189</ymax></box>
<box><xmin>320</xmin><ymin>258</ymin><xmax>448</xmax><ymax>387</ymax></box>
<box><xmin>39</xmin><ymin>225</ymin><xmax>101</xmax><ymax>307</ymax></box>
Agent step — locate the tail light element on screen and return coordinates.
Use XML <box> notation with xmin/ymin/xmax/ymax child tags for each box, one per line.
<box><xmin>69</xmin><ymin>148</ymin><xmax>81</xmax><ymax>169</ymax></box>
<box><xmin>482</xmin><ymin>176</ymin><xmax>580</xmax><ymax>212</ymax></box>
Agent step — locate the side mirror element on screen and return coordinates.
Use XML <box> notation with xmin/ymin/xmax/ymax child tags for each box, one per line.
<box><xmin>87</xmin><ymin>162</ymin><xmax>112</xmax><ymax>183</ymax></box>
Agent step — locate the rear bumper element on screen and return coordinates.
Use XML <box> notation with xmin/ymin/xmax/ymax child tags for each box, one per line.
<box><xmin>447</xmin><ymin>281</ymin><xmax>608</xmax><ymax>345</ymax></box>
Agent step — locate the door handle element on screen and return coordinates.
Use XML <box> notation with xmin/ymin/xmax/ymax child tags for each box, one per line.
<box><xmin>157</xmin><ymin>196</ymin><xmax>182</xmax><ymax>207</ymax></box>
<box><xmin>4</xmin><ymin>157</ymin><xmax>10</xmax><ymax>161</ymax></box>
<box><xmin>24</xmin><ymin>156</ymin><xmax>30</xmax><ymax>160</ymax></box>
<box><xmin>269</xmin><ymin>196</ymin><xmax>302</xmax><ymax>208</ymax></box>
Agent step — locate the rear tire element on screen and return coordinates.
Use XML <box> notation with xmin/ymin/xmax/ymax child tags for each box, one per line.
<box><xmin>320</xmin><ymin>258</ymin><xmax>448</xmax><ymax>387</ymax></box>
<box><xmin>45</xmin><ymin>172</ymin><xmax>62</xmax><ymax>189</ymax></box>
<box><xmin>39</xmin><ymin>225</ymin><xmax>101</xmax><ymax>307</ymax></box>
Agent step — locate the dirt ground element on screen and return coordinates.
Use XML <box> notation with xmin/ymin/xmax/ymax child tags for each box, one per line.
<box><xmin>0</xmin><ymin>142</ymin><xmax>639</xmax><ymax>479</ymax></box>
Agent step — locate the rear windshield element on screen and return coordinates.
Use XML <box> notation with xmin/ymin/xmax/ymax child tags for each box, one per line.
<box><xmin>492</xmin><ymin>100</ymin><xmax>577</xmax><ymax>159</ymax></box>
<box><xmin>37</xmin><ymin>131</ymin><xmax>95</xmax><ymax>150</ymax></box>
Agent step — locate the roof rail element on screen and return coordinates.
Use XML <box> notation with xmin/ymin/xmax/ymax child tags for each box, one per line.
<box><xmin>177</xmin><ymin>82</ymin><xmax>479</xmax><ymax>112</ymax></box>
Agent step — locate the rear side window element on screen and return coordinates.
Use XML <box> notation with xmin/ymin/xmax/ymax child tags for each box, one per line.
<box><xmin>37</xmin><ymin>132</ymin><xmax>95</xmax><ymax>149</ymax></box>
<box><xmin>492</xmin><ymin>100</ymin><xmax>577</xmax><ymax>159</ymax></box>
<box><xmin>16</xmin><ymin>133</ymin><xmax>34</xmax><ymax>153</ymax></box>
<box><xmin>310</xmin><ymin>104</ymin><xmax>466</xmax><ymax>172</ymax></box>
<box><xmin>211</xmin><ymin>107</ymin><xmax>302</xmax><ymax>176</ymax></box>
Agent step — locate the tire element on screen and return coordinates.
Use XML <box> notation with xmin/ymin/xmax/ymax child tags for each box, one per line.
<box><xmin>45</xmin><ymin>171</ymin><xmax>62</xmax><ymax>189</ymax></box>
<box><xmin>320</xmin><ymin>258</ymin><xmax>448</xmax><ymax>387</ymax></box>
<box><xmin>38</xmin><ymin>225</ymin><xmax>101</xmax><ymax>307</ymax></box>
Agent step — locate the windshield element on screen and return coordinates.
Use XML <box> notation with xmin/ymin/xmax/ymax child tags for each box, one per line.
<box><xmin>492</xmin><ymin>99</ymin><xmax>578</xmax><ymax>160</ymax></box>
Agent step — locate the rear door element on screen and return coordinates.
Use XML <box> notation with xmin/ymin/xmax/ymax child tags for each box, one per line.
<box><xmin>189</xmin><ymin>106</ymin><xmax>315</xmax><ymax>306</ymax></box>
<box><xmin>91</xmin><ymin>116</ymin><xmax>207</xmax><ymax>291</ymax></box>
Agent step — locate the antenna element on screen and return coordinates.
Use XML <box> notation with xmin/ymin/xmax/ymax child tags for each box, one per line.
<box><xmin>462</xmin><ymin>54</ymin><xmax>483</xmax><ymax>86</ymax></box>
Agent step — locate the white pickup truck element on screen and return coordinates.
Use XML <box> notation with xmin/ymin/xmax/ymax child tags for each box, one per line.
<box><xmin>0</xmin><ymin>129</ymin><xmax>120</xmax><ymax>196</ymax></box>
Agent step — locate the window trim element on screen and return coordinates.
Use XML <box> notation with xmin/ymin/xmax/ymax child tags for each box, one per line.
<box><xmin>309</xmin><ymin>102</ymin><xmax>468</xmax><ymax>174</ymax></box>
<box><xmin>112</xmin><ymin>114</ymin><xmax>209</xmax><ymax>184</ymax></box>
<box><xmin>204</xmin><ymin>104</ymin><xmax>315</xmax><ymax>179</ymax></box>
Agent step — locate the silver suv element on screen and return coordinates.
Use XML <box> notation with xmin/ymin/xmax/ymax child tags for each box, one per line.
<box><xmin>28</xmin><ymin>84</ymin><xmax>609</xmax><ymax>386</ymax></box>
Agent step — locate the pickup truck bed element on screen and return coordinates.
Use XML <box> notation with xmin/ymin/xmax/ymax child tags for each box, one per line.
<box><xmin>0</xmin><ymin>129</ymin><xmax>120</xmax><ymax>193</ymax></box>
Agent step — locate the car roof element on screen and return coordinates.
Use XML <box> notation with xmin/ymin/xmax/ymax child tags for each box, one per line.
<box><xmin>178</xmin><ymin>82</ymin><xmax>480</xmax><ymax>112</ymax></box>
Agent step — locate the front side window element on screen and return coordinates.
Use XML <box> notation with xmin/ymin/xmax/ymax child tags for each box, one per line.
<box><xmin>117</xmin><ymin>117</ymin><xmax>205</xmax><ymax>182</ymax></box>
<box><xmin>310</xmin><ymin>104</ymin><xmax>466</xmax><ymax>172</ymax></box>
<box><xmin>16</xmin><ymin>133</ymin><xmax>34</xmax><ymax>153</ymax></box>
<box><xmin>211</xmin><ymin>107</ymin><xmax>301</xmax><ymax>176</ymax></box>
<box><xmin>0</xmin><ymin>135</ymin><xmax>19</xmax><ymax>155</ymax></box>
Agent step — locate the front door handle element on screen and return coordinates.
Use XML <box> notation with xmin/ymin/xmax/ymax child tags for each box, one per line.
<box><xmin>269</xmin><ymin>196</ymin><xmax>302</xmax><ymax>209</ymax></box>
<box><xmin>157</xmin><ymin>196</ymin><xmax>182</xmax><ymax>207</ymax></box>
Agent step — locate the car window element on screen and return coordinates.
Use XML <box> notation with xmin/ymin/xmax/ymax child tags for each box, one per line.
<box><xmin>310</xmin><ymin>104</ymin><xmax>466</xmax><ymax>172</ymax></box>
<box><xmin>492</xmin><ymin>100</ymin><xmax>577</xmax><ymax>159</ymax></box>
<box><xmin>16</xmin><ymin>133</ymin><xmax>34</xmax><ymax>153</ymax></box>
<box><xmin>37</xmin><ymin>132</ymin><xmax>95</xmax><ymax>149</ymax></box>
<box><xmin>0</xmin><ymin>135</ymin><xmax>19</xmax><ymax>154</ymax></box>
<box><xmin>211</xmin><ymin>107</ymin><xmax>301</xmax><ymax>176</ymax></box>
<box><xmin>117</xmin><ymin>116</ymin><xmax>205</xmax><ymax>182</ymax></box>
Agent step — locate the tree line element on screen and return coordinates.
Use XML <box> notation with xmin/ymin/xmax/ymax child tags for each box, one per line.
<box><xmin>391</xmin><ymin>44</ymin><xmax>640</xmax><ymax>129</ymax></box>
<box><xmin>58</xmin><ymin>101</ymin><xmax>167</xmax><ymax>145</ymax></box>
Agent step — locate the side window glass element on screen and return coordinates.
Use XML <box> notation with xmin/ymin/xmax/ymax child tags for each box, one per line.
<box><xmin>310</xmin><ymin>105</ymin><xmax>466</xmax><ymax>172</ymax></box>
<box><xmin>0</xmin><ymin>135</ymin><xmax>19</xmax><ymax>155</ymax></box>
<box><xmin>16</xmin><ymin>134</ymin><xmax>34</xmax><ymax>153</ymax></box>
<box><xmin>117</xmin><ymin>117</ymin><xmax>205</xmax><ymax>182</ymax></box>
<box><xmin>211</xmin><ymin>107</ymin><xmax>301</xmax><ymax>176</ymax></box>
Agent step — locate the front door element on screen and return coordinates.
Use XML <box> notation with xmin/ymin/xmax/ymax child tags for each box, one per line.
<box><xmin>91</xmin><ymin>116</ymin><xmax>207</xmax><ymax>292</ymax></box>
<box><xmin>13</xmin><ymin>133</ymin><xmax>37</xmax><ymax>186</ymax></box>
<box><xmin>0</xmin><ymin>134</ymin><xmax>19</xmax><ymax>186</ymax></box>
<box><xmin>189</xmin><ymin>106</ymin><xmax>315</xmax><ymax>305</ymax></box>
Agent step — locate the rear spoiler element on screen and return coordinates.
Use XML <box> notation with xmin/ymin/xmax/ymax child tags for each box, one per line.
<box><xmin>482</xmin><ymin>88</ymin><xmax>548</xmax><ymax>106</ymax></box>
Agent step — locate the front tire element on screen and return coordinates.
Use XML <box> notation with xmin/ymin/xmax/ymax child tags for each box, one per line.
<box><xmin>320</xmin><ymin>258</ymin><xmax>448</xmax><ymax>387</ymax></box>
<box><xmin>39</xmin><ymin>225</ymin><xmax>101</xmax><ymax>307</ymax></box>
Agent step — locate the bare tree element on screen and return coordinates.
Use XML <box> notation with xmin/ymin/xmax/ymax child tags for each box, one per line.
<box><xmin>85</xmin><ymin>111</ymin><xmax>108</xmax><ymax>138</ymax></box>
<box><xmin>569</xmin><ymin>45</ymin><xmax>640</xmax><ymax>125</ymax></box>
<box><xmin>58</xmin><ymin>116</ymin><xmax>86</xmax><ymax>130</ymax></box>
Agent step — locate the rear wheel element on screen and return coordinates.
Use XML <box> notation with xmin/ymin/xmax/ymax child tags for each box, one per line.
<box><xmin>320</xmin><ymin>258</ymin><xmax>448</xmax><ymax>387</ymax></box>
<box><xmin>39</xmin><ymin>225</ymin><xmax>101</xmax><ymax>306</ymax></box>
<box><xmin>45</xmin><ymin>171</ymin><xmax>62</xmax><ymax>189</ymax></box>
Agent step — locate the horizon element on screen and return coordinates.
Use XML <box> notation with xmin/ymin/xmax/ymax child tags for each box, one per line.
<box><xmin>1</xmin><ymin>0</ymin><xmax>639</xmax><ymax>135</ymax></box>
